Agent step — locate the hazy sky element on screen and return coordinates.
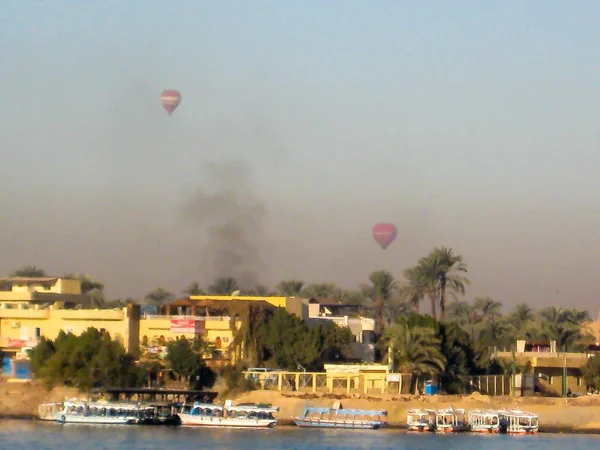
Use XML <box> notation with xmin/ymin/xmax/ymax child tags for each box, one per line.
<box><xmin>1</xmin><ymin>1</ymin><xmax>599</xmax><ymax>313</ymax></box>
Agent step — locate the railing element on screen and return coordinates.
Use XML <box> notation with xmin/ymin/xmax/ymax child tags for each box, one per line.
<box><xmin>243</xmin><ymin>371</ymin><xmax>513</xmax><ymax>396</ymax></box>
<box><xmin>142</xmin><ymin>315</ymin><xmax>231</xmax><ymax>321</ymax></box>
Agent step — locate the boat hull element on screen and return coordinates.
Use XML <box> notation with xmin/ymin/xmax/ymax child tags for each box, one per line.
<box><xmin>292</xmin><ymin>417</ymin><xmax>382</xmax><ymax>430</ymax></box>
<box><xmin>407</xmin><ymin>424</ymin><xmax>435</xmax><ymax>432</ymax></box>
<box><xmin>55</xmin><ymin>413</ymin><xmax>136</xmax><ymax>425</ymax></box>
<box><xmin>179</xmin><ymin>415</ymin><xmax>277</xmax><ymax>428</ymax></box>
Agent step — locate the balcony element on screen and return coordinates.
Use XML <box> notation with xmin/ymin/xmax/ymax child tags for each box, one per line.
<box><xmin>0</xmin><ymin>309</ymin><xmax>50</xmax><ymax>319</ymax></box>
<box><xmin>55</xmin><ymin>309</ymin><xmax>125</xmax><ymax>321</ymax></box>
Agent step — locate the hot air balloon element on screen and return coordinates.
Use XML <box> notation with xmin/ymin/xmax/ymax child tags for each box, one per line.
<box><xmin>372</xmin><ymin>223</ymin><xmax>397</xmax><ymax>250</ymax></box>
<box><xmin>160</xmin><ymin>89</ymin><xmax>181</xmax><ymax>116</ymax></box>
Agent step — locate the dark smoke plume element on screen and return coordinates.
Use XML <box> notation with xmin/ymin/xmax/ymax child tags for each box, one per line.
<box><xmin>182</xmin><ymin>161</ymin><xmax>267</xmax><ymax>289</ymax></box>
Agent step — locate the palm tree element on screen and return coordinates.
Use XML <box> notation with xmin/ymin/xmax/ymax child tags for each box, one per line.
<box><xmin>417</xmin><ymin>247</ymin><xmax>469</xmax><ymax>321</ymax></box>
<box><xmin>183</xmin><ymin>282</ymin><xmax>206</xmax><ymax>296</ymax></box>
<box><xmin>362</xmin><ymin>270</ymin><xmax>396</xmax><ymax>335</ymax></box>
<box><xmin>208</xmin><ymin>277</ymin><xmax>239</xmax><ymax>295</ymax></box>
<box><xmin>473</xmin><ymin>297</ymin><xmax>502</xmax><ymax>323</ymax></box>
<box><xmin>302</xmin><ymin>283</ymin><xmax>338</xmax><ymax>300</ymax></box>
<box><xmin>244</xmin><ymin>284</ymin><xmax>271</xmax><ymax>296</ymax></box>
<box><xmin>382</xmin><ymin>323</ymin><xmax>446</xmax><ymax>392</ymax></box>
<box><xmin>446</xmin><ymin>300</ymin><xmax>475</xmax><ymax>327</ymax></box>
<box><xmin>397</xmin><ymin>266</ymin><xmax>428</xmax><ymax>313</ymax></box>
<box><xmin>276</xmin><ymin>280</ymin><xmax>305</xmax><ymax>297</ymax></box>
<box><xmin>509</xmin><ymin>303</ymin><xmax>534</xmax><ymax>328</ymax></box>
<box><xmin>538</xmin><ymin>306</ymin><xmax>593</xmax><ymax>351</ymax></box>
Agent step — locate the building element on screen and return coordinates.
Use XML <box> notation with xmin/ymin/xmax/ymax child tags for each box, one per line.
<box><xmin>306</xmin><ymin>298</ymin><xmax>375</xmax><ymax>361</ymax></box>
<box><xmin>139</xmin><ymin>297</ymin><xmax>279</xmax><ymax>362</ymax></box>
<box><xmin>494</xmin><ymin>339</ymin><xmax>595</xmax><ymax>396</ymax></box>
<box><xmin>0</xmin><ymin>277</ymin><xmax>91</xmax><ymax>309</ymax></box>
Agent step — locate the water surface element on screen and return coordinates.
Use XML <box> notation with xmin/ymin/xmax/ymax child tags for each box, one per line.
<box><xmin>1</xmin><ymin>420</ymin><xmax>598</xmax><ymax>449</ymax></box>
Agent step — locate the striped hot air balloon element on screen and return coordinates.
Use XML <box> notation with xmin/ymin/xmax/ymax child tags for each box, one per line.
<box><xmin>372</xmin><ymin>223</ymin><xmax>397</xmax><ymax>250</ymax></box>
<box><xmin>160</xmin><ymin>89</ymin><xmax>181</xmax><ymax>116</ymax></box>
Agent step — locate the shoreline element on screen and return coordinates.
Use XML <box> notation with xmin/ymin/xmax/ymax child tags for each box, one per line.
<box><xmin>1</xmin><ymin>415</ymin><xmax>600</xmax><ymax>435</ymax></box>
<box><xmin>4</xmin><ymin>381</ymin><xmax>600</xmax><ymax>435</ymax></box>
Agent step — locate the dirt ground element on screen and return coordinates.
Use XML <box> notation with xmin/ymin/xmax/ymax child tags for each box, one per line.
<box><xmin>2</xmin><ymin>381</ymin><xmax>600</xmax><ymax>432</ymax></box>
<box><xmin>232</xmin><ymin>389</ymin><xmax>600</xmax><ymax>432</ymax></box>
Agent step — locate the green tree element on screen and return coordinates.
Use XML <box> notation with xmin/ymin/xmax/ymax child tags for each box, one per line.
<box><xmin>165</xmin><ymin>336</ymin><xmax>214</xmax><ymax>388</ymax></box>
<box><xmin>208</xmin><ymin>277</ymin><xmax>239</xmax><ymax>295</ymax></box>
<box><xmin>64</xmin><ymin>273</ymin><xmax>105</xmax><ymax>307</ymax></box>
<box><xmin>302</xmin><ymin>283</ymin><xmax>338</xmax><ymax>300</ymax></box>
<box><xmin>397</xmin><ymin>266</ymin><xmax>428</xmax><ymax>313</ymax></box>
<box><xmin>183</xmin><ymin>282</ymin><xmax>206</xmax><ymax>296</ymax></box>
<box><xmin>28</xmin><ymin>328</ymin><xmax>141</xmax><ymax>390</ymax></box>
<box><xmin>382</xmin><ymin>323</ymin><xmax>446</xmax><ymax>392</ymax></box>
<box><xmin>417</xmin><ymin>247</ymin><xmax>469</xmax><ymax>321</ymax></box>
<box><xmin>145</xmin><ymin>287</ymin><xmax>175</xmax><ymax>306</ymax></box>
<box><xmin>11</xmin><ymin>265</ymin><xmax>47</xmax><ymax>277</ymax></box>
<box><xmin>276</xmin><ymin>280</ymin><xmax>305</xmax><ymax>297</ymax></box>
<box><xmin>473</xmin><ymin>297</ymin><xmax>502</xmax><ymax>323</ymax></box>
<box><xmin>361</xmin><ymin>271</ymin><xmax>396</xmax><ymax>335</ymax></box>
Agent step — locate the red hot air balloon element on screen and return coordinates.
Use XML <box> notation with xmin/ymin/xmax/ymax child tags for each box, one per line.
<box><xmin>372</xmin><ymin>223</ymin><xmax>397</xmax><ymax>250</ymax></box>
<box><xmin>160</xmin><ymin>89</ymin><xmax>181</xmax><ymax>116</ymax></box>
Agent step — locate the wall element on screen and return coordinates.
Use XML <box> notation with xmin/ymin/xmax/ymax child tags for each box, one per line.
<box><xmin>0</xmin><ymin>307</ymin><xmax>136</xmax><ymax>353</ymax></box>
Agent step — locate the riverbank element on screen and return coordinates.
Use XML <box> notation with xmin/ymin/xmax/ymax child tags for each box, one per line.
<box><xmin>232</xmin><ymin>390</ymin><xmax>600</xmax><ymax>433</ymax></box>
<box><xmin>3</xmin><ymin>380</ymin><xmax>600</xmax><ymax>434</ymax></box>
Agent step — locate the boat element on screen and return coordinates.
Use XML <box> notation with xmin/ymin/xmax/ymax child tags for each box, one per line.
<box><xmin>468</xmin><ymin>409</ymin><xmax>507</xmax><ymax>433</ymax></box>
<box><xmin>406</xmin><ymin>409</ymin><xmax>436</xmax><ymax>432</ymax></box>
<box><xmin>292</xmin><ymin>401</ymin><xmax>388</xmax><ymax>430</ymax></box>
<box><xmin>499</xmin><ymin>409</ymin><xmax>539</xmax><ymax>434</ymax></box>
<box><xmin>179</xmin><ymin>400</ymin><xmax>279</xmax><ymax>428</ymax></box>
<box><xmin>136</xmin><ymin>403</ymin><xmax>181</xmax><ymax>426</ymax></box>
<box><xmin>435</xmin><ymin>406</ymin><xmax>470</xmax><ymax>433</ymax></box>
<box><xmin>43</xmin><ymin>400</ymin><xmax>140</xmax><ymax>425</ymax></box>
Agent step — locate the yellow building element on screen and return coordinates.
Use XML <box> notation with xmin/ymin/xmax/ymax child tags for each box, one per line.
<box><xmin>0</xmin><ymin>276</ymin><xmax>90</xmax><ymax>308</ymax></box>
<box><xmin>494</xmin><ymin>339</ymin><xmax>593</xmax><ymax>396</ymax></box>
<box><xmin>0</xmin><ymin>277</ymin><xmax>139</xmax><ymax>356</ymax></box>
<box><xmin>139</xmin><ymin>297</ymin><xmax>282</xmax><ymax>361</ymax></box>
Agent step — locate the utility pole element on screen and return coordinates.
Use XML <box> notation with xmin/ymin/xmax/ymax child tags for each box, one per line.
<box><xmin>562</xmin><ymin>346</ymin><xmax>568</xmax><ymax>398</ymax></box>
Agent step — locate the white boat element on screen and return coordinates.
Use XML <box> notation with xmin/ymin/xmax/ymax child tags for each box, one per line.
<box><xmin>40</xmin><ymin>400</ymin><xmax>140</xmax><ymax>425</ymax></box>
<box><xmin>292</xmin><ymin>401</ymin><xmax>388</xmax><ymax>430</ymax></box>
<box><xmin>468</xmin><ymin>409</ymin><xmax>507</xmax><ymax>433</ymax></box>
<box><xmin>435</xmin><ymin>406</ymin><xmax>470</xmax><ymax>433</ymax></box>
<box><xmin>499</xmin><ymin>409</ymin><xmax>539</xmax><ymax>434</ymax></box>
<box><xmin>406</xmin><ymin>409</ymin><xmax>436</xmax><ymax>432</ymax></box>
<box><xmin>179</xmin><ymin>400</ymin><xmax>279</xmax><ymax>428</ymax></box>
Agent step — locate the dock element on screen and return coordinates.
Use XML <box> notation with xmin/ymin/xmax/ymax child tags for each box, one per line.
<box><xmin>92</xmin><ymin>387</ymin><xmax>218</xmax><ymax>404</ymax></box>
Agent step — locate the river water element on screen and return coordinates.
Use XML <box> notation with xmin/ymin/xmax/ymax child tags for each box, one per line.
<box><xmin>1</xmin><ymin>420</ymin><xmax>598</xmax><ymax>449</ymax></box>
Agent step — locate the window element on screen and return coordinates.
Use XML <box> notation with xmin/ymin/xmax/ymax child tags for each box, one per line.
<box><xmin>34</xmin><ymin>327</ymin><xmax>41</xmax><ymax>338</ymax></box>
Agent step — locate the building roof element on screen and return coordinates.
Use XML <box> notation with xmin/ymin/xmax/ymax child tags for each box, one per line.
<box><xmin>0</xmin><ymin>277</ymin><xmax>62</xmax><ymax>283</ymax></box>
<box><xmin>308</xmin><ymin>298</ymin><xmax>363</xmax><ymax>308</ymax></box>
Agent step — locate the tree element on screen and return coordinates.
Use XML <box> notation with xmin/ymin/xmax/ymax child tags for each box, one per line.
<box><xmin>65</xmin><ymin>273</ymin><xmax>105</xmax><ymax>307</ymax></box>
<box><xmin>165</xmin><ymin>337</ymin><xmax>214</xmax><ymax>389</ymax></box>
<box><xmin>361</xmin><ymin>271</ymin><xmax>396</xmax><ymax>335</ymax></box>
<box><xmin>382</xmin><ymin>323</ymin><xmax>446</xmax><ymax>392</ymax></box>
<box><xmin>28</xmin><ymin>328</ymin><xmax>141</xmax><ymax>390</ymax></box>
<box><xmin>145</xmin><ymin>288</ymin><xmax>175</xmax><ymax>306</ymax></box>
<box><xmin>183</xmin><ymin>282</ymin><xmax>206</xmax><ymax>296</ymax></box>
<box><xmin>276</xmin><ymin>280</ymin><xmax>305</xmax><ymax>297</ymax></box>
<box><xmin>417</xmin><ymin>247</ymin><xmax>469</xmax><ymax>321</ymax></box>
<box><xmin>302</xmin><ymin>283</ymin><xmax>338</xmax><ymax>300</ymax></box>
<box><xmin>397</xmin><ymin>266</ymin><xmax>428</xmax><ymax>313</ymax></box>
<box><xmin>11</xmin><ymin>265</ymin><xmax>46</xmax><ymax>277</ymax></box>
<box><xmin>208</xmin><ymin>277</ymin><xmax>239</xmax><ymax>295</ymax></box>
<box><xmin>473</xmin><ymin>297</ymin><xmax>502</xmax><ymax>323</ymax></box>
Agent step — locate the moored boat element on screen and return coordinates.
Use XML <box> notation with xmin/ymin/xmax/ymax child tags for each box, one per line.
<box><xmin>435</xmin><ymin>406</ymin><xmax>470</xmax><ymax>433</ymax></box>
<box><xmin>179</xmin><ymin>400</ymin><xmax>279</xmax><ymax>428</ymax></box>
<box><xmin>406</xmin><ymin>409</ymin><xmax>436</xmax><ymax>432</ymax></box>
<box><xmin>48</xmin><ymin>400</ymin><xmax>140</xmax><ymax>425</ymax></box>
<box><xmin>499</xmin><ymin>409</ymin><xmax>539</xmax><ymax>434</ymax></box>
<box><xmin>468</xmin><ymin>409</ymin><xmax>507</xmax><ymax>433</ymax></box>
<box><xmin>292</xmin><ymin>401</ymin><xmax>388</xmax><ymax>430</ymax></box>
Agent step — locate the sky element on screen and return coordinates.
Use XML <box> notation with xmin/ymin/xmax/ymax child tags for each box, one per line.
<box><xmin>1</xmin><ymin>1</ymin><xmax>599</xmax><ymax>313</ymax></box>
